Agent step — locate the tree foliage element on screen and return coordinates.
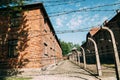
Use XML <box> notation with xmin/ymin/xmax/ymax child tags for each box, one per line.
<box><xmin>0</xmin><ymin>0</ymin><xmax>31</xmax><ymax>20</ymax></box>
<box><xmin>73</xmin><ymin>44</ymin><xmax>81</xmax><ymax>51</ymax></box>
<box><xmin>60</xmin><ymin>40</ymin><xmax>80</xmax><ymax>56</ymax></box>
<box><xmin>0</xmin><ymin>0</ymin><xmax>31</xmax><ymax>12</ymax></box>
<box><xmin>0</xmin><ymin>0</ymin><xmax>26</xmax><ymax>7</ymax></box>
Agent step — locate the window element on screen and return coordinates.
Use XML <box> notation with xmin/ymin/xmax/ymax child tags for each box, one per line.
<box><xmin>8</xmin><ymin>39</ymin><xmax>18</xmax><ymax>58</ymax></box>
<box><xmin>44</xmin><ymin>43</ymin><xmax>47</xmax><ymax>46</ymax></box>
<box><xmin>44</xmin><ymin>29</ymin><xmax>47</xmax><ymax>33</ymax></box>
<box><xmin>44</xmin><ymin>43</ymin><xmax>48</xmax><ymax>56</ymax></box>
<box><xmin>50</xmin><ymin>47</ymin><xmax>52</xmax><ymax>50</ymax></box>
<box><xmin>10</xmin><ymin>12</ymin><xmax>22</xmax><ymax>27</ymax></box>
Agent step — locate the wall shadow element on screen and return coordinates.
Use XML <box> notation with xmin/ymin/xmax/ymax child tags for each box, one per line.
<box><xmin>0</xmin><ymin>9</ymin><xmax>30</xmax><ymax>78</ymax></box>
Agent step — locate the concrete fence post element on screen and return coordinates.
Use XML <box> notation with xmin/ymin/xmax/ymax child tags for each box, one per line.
<box><xmin>102</xmin><ymin>26</ymin><xmax>120</xmax><ymax>79</ymax></box>
<box><xmin>88</xmin><ymin>37</ymin><xmax>102</xmax><ymax>76</ymax></box>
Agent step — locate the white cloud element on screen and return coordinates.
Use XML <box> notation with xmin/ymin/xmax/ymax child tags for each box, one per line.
<box><xmin>66</xmin><ymin>15</ymin><xmax>82</xmax><ymax>29</ymax></box>
<box><xmin>55</xmin><ymin>13</ymin><xmax>108</xmax><ymax>31</ymax></box>
<box><xmin>64</xmin><ymin>14</ymin><xmax>101</xmax><ymax>30</ymax></box>
<box><xmin>94</xmin><ymin>14</ymin><xmax>99</xmax><ymax>18</ymax></box>
<box><xmin>55</xmin><ymin>15</ymin><xmax>67</xmax><ymax>28</ymax></box>
<box><xmin>77</xmin><ymin>14</ymin><xmax>100</xmax><ymax>28</ymax></box>
<box><xmin>56</xmin><ymin>18</ymin><xmax>63</xmax><ymax>27</ymax></box>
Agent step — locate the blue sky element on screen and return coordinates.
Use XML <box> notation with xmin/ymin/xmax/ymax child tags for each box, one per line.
<box><xmin>29</xmin><ymin>0</ymin><xmax>120</xmax><ymax>45</ymax></box>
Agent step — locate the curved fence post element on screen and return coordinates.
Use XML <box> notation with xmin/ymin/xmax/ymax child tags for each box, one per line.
<box><xmin>88</xmin><ymin>37</ymin><xmax>102</xmax><ymax>76</ymax></box>
<box><xmin>81</xmin><ymin>47</ymin><xmax>86</xmax><ymax>69</ymax></box>
<box><xmin>102</xmin><ymin>26</ymin><xmax>120</xmax><ymax>79</ymax></box>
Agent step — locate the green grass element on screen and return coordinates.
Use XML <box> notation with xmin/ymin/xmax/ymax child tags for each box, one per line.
<box><xmin>0</xmin><ymin>77</ymin><xmax>31</xmax><ymax>80</ymax></box>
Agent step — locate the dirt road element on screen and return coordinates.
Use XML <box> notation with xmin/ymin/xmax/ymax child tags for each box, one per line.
<box><xmin>32</xmin><ymin>60</ymin><xmax>99</xmax><ymax>80</ymax></box>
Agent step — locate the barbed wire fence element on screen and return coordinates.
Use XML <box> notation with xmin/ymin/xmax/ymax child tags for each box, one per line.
<box><xmin>0</xmin><ymin>1</ymin><xmax>120</xmax><ymax>79</ymax></box>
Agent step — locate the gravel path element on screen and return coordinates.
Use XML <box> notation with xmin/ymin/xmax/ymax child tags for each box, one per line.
<box><xmin>32</xmin><ymin>60</ymin><xmax>99</xmax><ymax>80</ymax></box>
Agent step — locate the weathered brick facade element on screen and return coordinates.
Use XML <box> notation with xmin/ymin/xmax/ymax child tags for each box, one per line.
<box><xmin>0</xmin><ymin>3</ymin><xmax>62</xmax><ymax>69</ymax></box>
<box><xmin>81</xmin><ymin>12</ymin><xmax>120</xmax><ymax>64</ymax></box>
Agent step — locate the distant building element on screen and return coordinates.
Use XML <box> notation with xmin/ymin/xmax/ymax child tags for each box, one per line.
<box><xmin>88</xmin><ymin>27</ymin><xmax>114</xmax><ymax>64</ymax></box>
<box><xmin>69</xmin><ymin>47</ymin><xmax>81</xmax><ymax>63</ymax></box>
<box><xmin>82</xmin><ymin>27</ymin><xmax>100</xmax><ymax>64</ymax></box>
<box><xmin>81</xmin><ymin>12</ymin><xmax>120</xmax><ymax>64</ymax></box>
<box><xmin>0</xmin><ymin>3</ymin><xmax>62</xmax><ymax>69</ymax></box>
<box><xmin>105</xmin><ymin>12</ymin><xmax>120</xmax><ymax>60</ymax></box>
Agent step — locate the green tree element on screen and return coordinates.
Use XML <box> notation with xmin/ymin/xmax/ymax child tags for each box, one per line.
<box><xmin>60</xmin><ymin>40</ymin><xmax>80</xmax><ymax>56</ymax></box>
<box><xmin>0</xmin><ymin>0</ymin><xmax>27</xmax><ymax>7</ymax></box>
<box><xmin>60</xmin><ymin>41</ymin><xmax>70</xmax><ymax>56</ymax></box>
<box><xmin>73</xmin><ymin>44</ymin><xmax>81</xmax><ymax>51</ymax></box>
<box><xmin>0</xmin><ymin>0</ymin><xmax>31</xmax><ymax>14</ymax></box>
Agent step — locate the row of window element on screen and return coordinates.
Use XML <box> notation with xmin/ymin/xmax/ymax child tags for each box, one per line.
<box><xmin>7</xmin><ymin>36</ymin><xmax>55</xmax><ymax>58</ymax></box>
<box><xmin>6</xmin><ymin>12</ymin><xmax>54</xmax><ymax>58</ymax></box>
<box><xmin>8</xmin><ymin>41</ymin><xmax>56</xmax><ymax>58</ymax></box>
<box><xmin>44</xmin><ymin>42</ymin><xmax>55</xmax><ymax>57</ymax></box>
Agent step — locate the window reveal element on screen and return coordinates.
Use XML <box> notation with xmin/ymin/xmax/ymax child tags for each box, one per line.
<box><xmin>8</xmin><ymin>40</ymin><xmax>18</xmax><ymax>58</ymax></box>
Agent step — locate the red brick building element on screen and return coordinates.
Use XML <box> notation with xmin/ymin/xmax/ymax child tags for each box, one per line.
<box><xmin>82</xmin><ymin>27</ymin><xmax>114</xmax><ymax>64</ymax></box>
<box><xmin>81</xmin><ymin>12</ymin><xmax>120</xmax><ymax>64</ymax></box>
<box><xmin>0</xmin><ymin>3</ymin><xmax>62</xmax><ymax>69</ymax></box>
<box><xmin>81</xmin><ymin>27</ymin><xmax>100</xmax><ymax>64</ymax></box>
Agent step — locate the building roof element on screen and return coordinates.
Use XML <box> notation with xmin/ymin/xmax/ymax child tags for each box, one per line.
<box><xmin>81</xmin><ymin>27</ymin><xmax>100</xmax><ymax>48</ymax></box>
<box><xmin>89</xmin><ymin>27</ymin><xmax>100</xmax><ymax>36</ymax></box>
<box><xmin>105</xmin><ymin>12</ymin><xmax>120</xmax><ymax>27</ymax></box>
<box><xmin>108</xmin><ymin>12</ymin><xmax>120</xmax><ymax>23</ymax></box>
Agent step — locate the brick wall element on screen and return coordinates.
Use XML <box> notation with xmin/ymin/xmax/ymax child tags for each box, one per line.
<box><xmin>0</xmin><ymin>4</ymin><xmax>62</xmax><ymax>69</ymax></box>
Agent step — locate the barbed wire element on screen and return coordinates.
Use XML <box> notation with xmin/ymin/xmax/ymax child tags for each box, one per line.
<box><xmin>48</xmin><ymin>9</ymin><xmax>116</xmax><ymax>15</ymax></box>
<box><xmin>45</xmin><ymin>0</ymin><xmax>85</xmax><ymax>7</ymax></box>
<box><xmin>40</xmin><ymin>0</ymin><xmax>82</xmax><ymax>4</ymax></box>
<box><xmin>48</xmin><ymin>2</ymin><xmax>120</xmax><ymax>16</ymax></box>
<box><xmin>0</xmin><ymin>26</ymin><xmax>120</xmax><ymax>38</ymax></box>
<box><xmin>79</xmin><ymin>47</ymin><xmax>118</xmax><ymax>57</ymax></box>
<box><xmin>1</xmin><ymin>2</ymin><xmax>120</xmax><ymax>15</ymax></box>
